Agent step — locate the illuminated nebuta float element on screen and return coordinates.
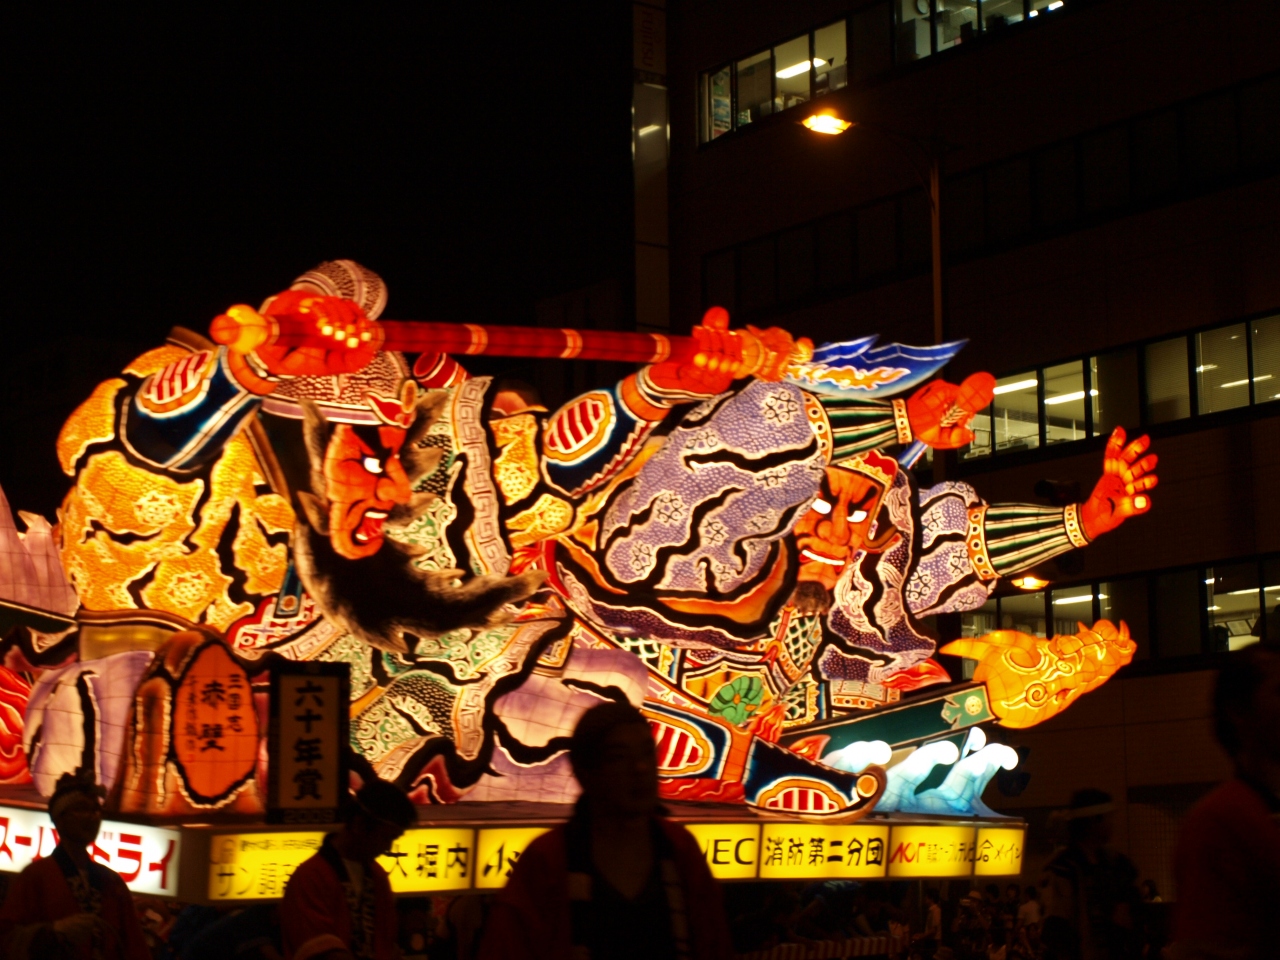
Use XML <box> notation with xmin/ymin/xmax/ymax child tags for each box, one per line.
<box><xmin>0</xmin><ymin>260</ymin><xmax>1157</xmax><ymax>821</ymax></box>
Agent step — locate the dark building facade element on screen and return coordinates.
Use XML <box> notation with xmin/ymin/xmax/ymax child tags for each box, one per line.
<box><xmin>664</xmin><ymin>0</ymin><xmax>1280</xmax><ymax>888</ymax></box>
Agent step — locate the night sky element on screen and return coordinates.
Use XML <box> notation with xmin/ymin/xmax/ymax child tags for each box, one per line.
<box><xmin>2</xmin><ymin>5</ymin><xmax>634</xmax><ymax>517</ymax></box>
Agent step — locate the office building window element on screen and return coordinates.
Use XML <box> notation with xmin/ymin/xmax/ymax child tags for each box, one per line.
<box><xmin>773</xmin><ymin>35</ymin><xmax>812</xmax><ymax>113</ymax></box>
<box><xmin>1042</xmin><ymin>360</ymin><xmax>1089</xmax><ymax>445</ymax></box>
<box><xmin>701</xmin><ymin>67</ymin><xmax>732</xmax><ymax>142</ymax></box>
<box><xmin>1081</xmin><ymin>125</ymin><xmax>1131</xmax><ymax>214</ymax></box>
<box><xmin>854</xmin><ymin>3</ymin><xmax>894</xmax><ymax>81</ymax></box>
<box><xmin>984</xmin><ymin>0</ymin><xmax>1026</xmax><ymax>29</ymax></box>
<box><xmin>1100</xmin><ymin>578</ymin><xmax>1150</xmax><ymax>661</ymax></box>
<box><xmin>813</xmin><ymin>20</ymin><xmax>848</xmax><ymax>97</ymax></box>
<box><xmin>1028</xmin><ymin>0</ymin><xmax>1067</xmax><ymax>16</ymax></box>
<box><xmin>993</xmin><ymin>372</ymin><xmax>1039</xmax><ymax>453</ymax></box>
<box><xmin>1091</xmin><ymin>348</ymin><xmax>1140</xmax><ymax>437</ymax></box>
<box><xmin>699</xmin><ymin>20</ymin><xmax>853</xmax><ymax>142</ymax></box>
<box><xmin>738</xmin><ymin>237</ymin><xmax>777</xmax><ymax>312</ymax></box>
<box><xmin>815</xmin><ymin>213</ymin><xmax>854</xmax><ymax>289</ymax></box>
<box><xmin>1144</xmin><ymin>336</ymin><xmax>1191</xmax><ymax>425</ymax></box>
<box><xmin>934</xmin><ymin>0</ymin><xmax>978</xmax><ymax>51</ymax></box>
<box><xmin>1132</xmin><ymin>109</ymin><xmax>1180</xmax><ymax>202</ymax></box>
<box><xmin>1034</xmin><ymin>140</ymin><xmax>1078</xmax><ymax>229</ymax></box>
<box><xmin>1240</xmin><ymin>74</ymin><xmax>1280</xmax><ymax>169</ymax></box>
<box><xmin>856</xmin><ymin>200</ymin><xmax>898</xmax><ymax>279</ymax></box>
<box><xmin>1049</xmin><ymin>584</ymin><xmax>1095</xmax><ymax>635</ymax></box>
<box><xmin>1262</xmin><ymin>559</ymin><xmax>1280</xmax><ymax>643</ymax></box>
<box><xmin>703</xmin><ymin>249</ymin><xmax>736</xmax><ymax>313</ymax></box>
<box><xmin>777</xmin><ymin>225</ymin><xmax>816</xmax><ymax>303</ymax></box>
<box><xmin>1155</xmin><ymin>569</ymin><xmax>1204</xmax><ymax>658</ymax></box>
<box><xmin>735</xmin><ymin>50</ymin><xmax>773</xmax><ymax>128</ymax></box>
<box><xmin>987</xmin><ymin>157</ymin><xmax>1032</xmax><ymax>244</ymax></box>
<box><xmin>893</xmin><ymin>0</ymin><xmax>932</xmax><ymax>61</ymax></box>
<box><xmin>1206</xmin><ymin>563</ymin><xmax>1262</xmax><ymax>652</ymax></box>
<box><xmin>961</xmin><ymin>596</ymin><xmax>998</xmax><ymax>637</ymax></box>
<box><xmin>1001</xmin><ymin>590</ymin><xmax>1047</xmax><ymax>636</ymax></box>
<box><xmin>1250</xmin><ymin>314</ymin><xmax>1280</xmax><ymax>403</ymax></box>
<box><xmin>1185</xmin><ymin>92</ymin><xmax>1238</xmax><ymax>184</ymax></box>
<box><xmin>1196</xmin><ymin>323</ymin><xmax>1250</xmax><ymax>414</ymax></box>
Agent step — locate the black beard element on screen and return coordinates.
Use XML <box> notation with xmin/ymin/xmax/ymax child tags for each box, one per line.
<box><xmin>292</xmin><ymin>522</ymin><xmax>544</xmax><ymax>654</ymax></box>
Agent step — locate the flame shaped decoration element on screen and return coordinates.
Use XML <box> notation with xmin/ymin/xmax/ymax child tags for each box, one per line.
<box><xmin>785</xmin><ymin>336</ymin><xmax>968</xmax><ymax>398</ymax></box>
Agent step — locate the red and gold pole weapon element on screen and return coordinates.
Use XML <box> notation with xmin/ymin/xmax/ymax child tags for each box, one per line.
<box><xmin>212</xmin><ymin>310</ymin><xmax>702</xmax><ymax>365</ymax></box>
<box><xmin>342</xmin><ymin>319</ymin><xmax>693</xmax><ymax>365</ymax></box>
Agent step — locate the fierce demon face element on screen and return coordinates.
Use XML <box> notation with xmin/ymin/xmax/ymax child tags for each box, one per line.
<box><xmin>793</xmin><ymin>460</ymin><xmax>898</xmax><ymax>592</ymax></box>
<box><xmin>322</xmin><ymin>423</ymin><xmax>413</xmax><ymax>559</ymax></box>
<box><xmin>291</xmin><ymin>391</ymin><xmax>546</xmax><ymax>653</ymax></box>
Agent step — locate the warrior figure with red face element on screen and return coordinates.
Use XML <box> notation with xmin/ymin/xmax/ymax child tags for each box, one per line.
<box><xmin>15</xmin><ymin>261</ymin><xmax>1156</xmax><ymax>820</ymax></box>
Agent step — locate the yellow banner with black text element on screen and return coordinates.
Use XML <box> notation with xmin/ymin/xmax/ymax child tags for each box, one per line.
<box><xmin>205</xmin><ymin>821</ymin><xmax>1024</xmax><ymax>899</ymax></box>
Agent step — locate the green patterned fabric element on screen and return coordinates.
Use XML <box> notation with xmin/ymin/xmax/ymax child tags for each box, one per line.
<box><xmin>984</xmin><ymin>504</ymin><xmax>1074</xmax><ymax>575</ymax></box>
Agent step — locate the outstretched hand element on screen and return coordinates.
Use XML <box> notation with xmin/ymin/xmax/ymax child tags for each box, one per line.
<box><xmin>1080</xmin><ymin>427</ymin><xmax>1158</xmax><ymax>539</ymax></box>
<box><xmin>907</xmin><ymin>372</ymin><xmax>996</xmax><ymax>449</ymax></box>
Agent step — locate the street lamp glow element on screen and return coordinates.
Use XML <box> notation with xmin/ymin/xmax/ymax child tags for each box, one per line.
<box><xmin>802</xmin><ymin>113</ymin><xmax>852</xmax><ymax>135</ymax></box>
<box><xmin>1010</xmin><ymin>575</ymin><xmax>1050</xmax><ymax>590</ymax></box>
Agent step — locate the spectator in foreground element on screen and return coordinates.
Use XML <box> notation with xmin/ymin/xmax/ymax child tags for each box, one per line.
<box><xmin>1040</xmin><ymin>788</ymin><xmax>1140</xmax><ymax>960</ymax></box>
<box><xmin>479</xmin><ymin>700</ymin><xmax>734</xmax><ymax>960</ymax></box>
<box><xmin>1169</xmin><ymin>644</ymin><xmax>1280</xmax><ymax>960</ymax></box>
<box><xmin>0</xmin><ymin>766</ymin><xmax>149</xmax><ymax>960</ymax></box>
<box><xmin>281</xmin><ymin>777</ymin><xmax>417</xmax><ymax>960</ymax></box>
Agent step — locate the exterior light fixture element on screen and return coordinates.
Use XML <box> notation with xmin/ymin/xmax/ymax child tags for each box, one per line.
<box><xmin>802</xmin><ymin>113</ymin><xmax>852</xmax><ymax>135</ymax></box>
<box><xmin>777</xmin><ymin>58</ymin><xmax>826</xmax><ymax>79</ymax></box>
<box><xmin>1010</xmin><ymin>575</ymin><xmax>1050</xmax><ymax>591</ymax></box>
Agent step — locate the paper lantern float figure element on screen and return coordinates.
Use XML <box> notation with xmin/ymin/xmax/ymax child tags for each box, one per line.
<box><xmin>14</xmin><ymin>260</ymin><xmax>1158</xmax><ymax>821</ymax></box>
<box><xmin>0</xmin><ymin>483</ymin><xmax>81</xmax><ymax>785</ymax></box>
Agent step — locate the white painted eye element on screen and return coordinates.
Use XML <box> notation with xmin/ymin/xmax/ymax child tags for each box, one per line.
<box><xmin>362</xmin><ymin>456</ymin><xmax>383</xmax><ymax>474</ymax></box>
<box><xmin>850</xmin><ymin>509</ymin><xmax>868</xmax><ymax>523</ymax></box>
<box><xmin>811</xmin><ymin>499</ymin><xmax>833</xmax><ymax>515</ymax></box>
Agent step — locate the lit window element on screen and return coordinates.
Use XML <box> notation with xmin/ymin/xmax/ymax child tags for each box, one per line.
<box><xmin>813</xmin><ymin>21</ymin><xmax>847</xmax><ymax>98</ymax></box>
<box><xmin>1144</xmin><ymin>337</ymin><xmax>1191</xmax><ymax>424</ymax></box>
<box><xmin>735</xmin><ymin>50</ymin><xmax>773</xmax><ymax>128</ymax></box>
<box><xmin>933</xmin><ymin>0</ymin><xmax>977</xmax><ymax>52</ymax></box>
<box><xmin>701</xmin><ymin>66</ymin><xmax>731</xmax><ymax>142</ymax></box>
<box><xmin>895</xmin><ymin>0</ymin><xmax>933</xmax><ymax>62</ymax></box>
<box><xmin>772</xmin><ymin>35</ymin><xmax>811</xmax><ymax>113</ymax></box>
<box><xmin>993</xmin><ymin>372</ymin><xmax>1039</xmax><ymax>454</ymax></box>
<box><xmin>1000</xmin><ymin>591</ymin><xmax>1046</xmax><ymax>637</ymax></box>
<box><xmin>1196</xmin><ymin>324</ymin><xmax>1250</xmax><ymax>414</ymax></box>
<box><xmin>983</xmin><ymin>0</ymin><xmax>1026</xmax><ymax>30</ymax></box>
<box><xmin>1090</xmin><ymin>349</ymin><xmax>1140</xmax><ymax>438</ymax></box>
<box><xmin>1042</xmin><ymin>360</ymin><xmax>1089</xmax><ymax>446</ymax></box>
<box><xmin>1050</xmin><ymin>585</ymin><xmax>1095</xmax><ymax>636</ymax></box>
<box><xmin>1206</xmin><ymin>564</ymin><xmax>1261</xmax><ymax>653</ymax></box>
<box><xmin>1251</xmin><ymin>315</ymin><xmax>1280</xmax><ymax>404</ymax></box>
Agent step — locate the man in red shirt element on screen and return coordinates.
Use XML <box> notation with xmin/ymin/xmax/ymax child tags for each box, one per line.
<box><xmin>1170</xmin><ymin>644</ymin><xmax>1280</xmax><ymax>960</ymax></box>
<box><xmin>281</xmin><ymin>778</ymin><xmax>417</xmax><ymax>960</ymax></box>
<box><xmin>0</xmin><ymin>767</ymin><xmax>150</xmax><ymax>960</ymax></box>
<box><xmin>480</xmin><ymin>701</ymin><xmax>734</xmax><ymax>960</ymax></box>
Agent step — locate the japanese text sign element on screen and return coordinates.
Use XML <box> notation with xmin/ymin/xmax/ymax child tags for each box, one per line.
<box><xmin>685</xmin><ymin>823</ymin><xmax>760</xmax><ymax>880</ymax></box>
<box><xmin>268</xmin><ymin>662</ymin><xmax>349</xmax><ymax>823</ymax></box>
<box><xmin>886</xmin><ymin>825</ymin><xmax>976</xmax><ymax>878</ymax></box>
<box><xmin>209</xmin><ymin>831</ymin><xmax>323</xmax><ymax>900</ymax></box>
<box><xmin>475</xmin><ymin>827</ymin><xmax>550</xmax><ymax>890</ymax></box>
<box><xmin>0</xmin><ymin>805</ymin><xmax>180</xmax><ymax>896</ymax></box>
<box><xmin>175</xmin><ymin>641</ymin><xmax>258</xmax><ymax>803</ymax></box>
<box><xmin>973</xmin><ymin>827</ymin><xmax>1025</xmax><ymax>876</ymax></box>
<box><xmin>758</xmin><ymin>822</ymin><xmax>891</xmax><ymax>880</ymax></box>
<box><xmin>378</xmin><ymin>828</ymin><xmax>475</xmax><ymax>893</ymax></box>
